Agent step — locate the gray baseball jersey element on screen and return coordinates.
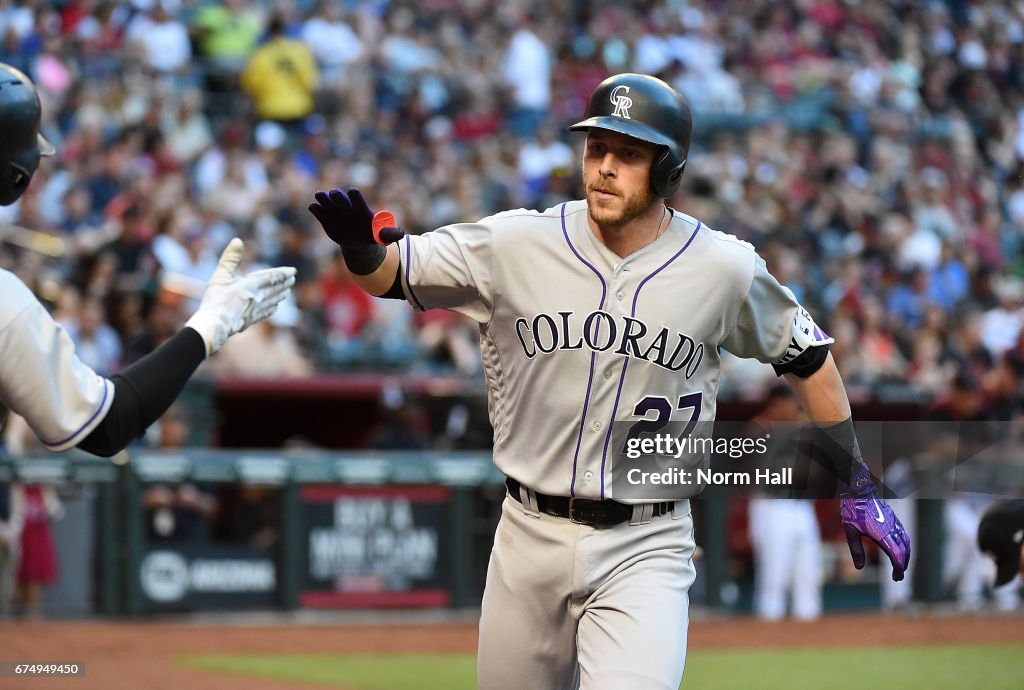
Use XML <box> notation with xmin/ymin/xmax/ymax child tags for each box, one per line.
<box><xmin>396</xmin><ymin>199</ymin><xmax>832</xmax><ymax>689</ymax></box>
<box><xmin>398</xmin><ymin>199</ymin><xmax>828</xmax><ymax>500</ymax></box>
<box><xmin>0</xmin><ymin>269</ymin><xmax>114</xmax><ymax>450</ymax></box>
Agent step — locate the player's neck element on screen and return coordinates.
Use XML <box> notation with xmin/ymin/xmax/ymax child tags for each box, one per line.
<box><xmin>589</xmin><ymin>202</ymin><xmax>668</xmax><ymax>258</ymax></box>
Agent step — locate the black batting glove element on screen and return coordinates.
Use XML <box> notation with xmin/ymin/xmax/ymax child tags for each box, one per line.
<box><xmin>308</xmin><ymin>188</ymin><xmax>405</xmax><ymax>248</ymax></box>
<box><xmin>309</xmin><ymin>188</ymin><xmax>374</xmax><ymax>248</ymax></box>
<box><xmin>308</xmin><ymin>188</ymin><xmax>405</xmax><ymax>275</ymax></box>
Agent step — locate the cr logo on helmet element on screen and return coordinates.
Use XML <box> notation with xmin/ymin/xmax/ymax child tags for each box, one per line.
<box><xmin>610</xmin><ymin>85</ymin><xmax>633</xmax><ymax>119</ymax></box>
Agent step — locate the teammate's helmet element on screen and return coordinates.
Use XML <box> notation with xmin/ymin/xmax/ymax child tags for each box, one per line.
<box><xmin>0</xmin><ymin>63</ymin><xmax>55</xmax><ymax>206</ymax></box>
<box><xmin>569</xmin><ymin>73</ymin><xmax>692</xmax><ymax>199</ymax></box>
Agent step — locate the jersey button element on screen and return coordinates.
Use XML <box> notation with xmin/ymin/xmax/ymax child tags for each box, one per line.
<box><xmin>603</xmin><ymin>368</ymin><xmax>614</xmax><ymax>380</ymax></box>
<box><xmin>584</xmin><ymin>471</ymin><xmax>594</xmax><ymax>482</ymax></box>
<box><xmin>616</xmin><ymin>291</ymin><xmax>625</xmax><ymax>301</ymax></box>
<box><xmin>591</xmin><ymin>420</ymin><xmax>602</xmax><ymax>432</ymax></box>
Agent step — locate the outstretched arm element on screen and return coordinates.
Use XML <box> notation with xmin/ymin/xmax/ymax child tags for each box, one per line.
<box><xmin>784</xmin><ymin>353</ymin><xmax>912</xmax><ymax>581</ymax></box>
<box><xmin>354</xmin><ymin>244</ymin><xmax>400</xmax><ymax>296</ymax></box>
<box><xmin>82</xmin><ymin>238</ymin><xmax>295</xmax><ymax>455</ymax></box>
<box><xmin>0</xmin><ymin>238</ymin><xmax>295</xmax><ymax>457</ymax></box>
<box><xmin>309</xmin><ymin>187</ymin><xmax>494</xmax><ymax>323</ymax></box>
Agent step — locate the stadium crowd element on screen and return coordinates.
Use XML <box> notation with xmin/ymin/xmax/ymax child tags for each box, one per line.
<box><xmin>0</xmin><ymin>0</ymin><xmax>1020</xmax><ymax>415</ymax></box>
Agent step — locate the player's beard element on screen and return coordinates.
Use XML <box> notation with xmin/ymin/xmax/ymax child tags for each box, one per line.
<box><xmin>586</xmin><ymin>182</ymin><xmax>658</xmax><ymax>228</ymax></box>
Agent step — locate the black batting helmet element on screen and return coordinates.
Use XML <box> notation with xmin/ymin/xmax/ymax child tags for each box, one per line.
<box><xmin>978</xmin><ymin>500</ymin><xmax>1024</xmax><ymax>587</ymax></box>
<box><xmin>0</xmin><ymin>63</ymin><xmax>54</xmax><ymax>206</ymax></box>
<box><xmin>569</xmin><ymin>73</ymin><xmax>692</xmax><ymax>199</ymax></box>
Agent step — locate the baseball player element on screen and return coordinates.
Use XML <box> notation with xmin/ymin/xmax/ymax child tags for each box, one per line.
<box><xmin>0</xmin><ymin>62</ymin><xmax>295</xmax><ymax>456</ymax></box>
<box><xmin>309</xmin><ymin>73</ymin><xmax>911</xmax><ymax>689</ymax></box>
<box><xmin>977</xmin><ymin>500</ymin><xmax>1024</xmax><ymax>589</ymax></box>
<box><xmin>747</xmin><ymin>387</ymin><xmax>824</xmax><ymax>621</ymax></box>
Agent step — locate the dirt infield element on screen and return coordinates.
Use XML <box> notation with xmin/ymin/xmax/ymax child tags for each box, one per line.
<box><xmin>2</xmin><ymin>614</ymin><xmax>1022</xmax><ymax>690</ymax></box>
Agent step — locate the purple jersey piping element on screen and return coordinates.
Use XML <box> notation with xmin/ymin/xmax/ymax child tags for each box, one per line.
<box><xmin>598</xmin><ymin>220</ymin><xmax>702</xmax><ymax>497</ymax></box>
<box><xmin>403</xmin><ymin>234</ymin><xmax>425</xmax><ymax>310</ymax></box>
<box><xmin>561</xmin><ymin>203</ymin><xmax>606</xmax><ymax>497</ymax></box>
<box><xmin>45</xmin><ymin>378</ymin><xmax>111</xmax><ymax>448</ymax></box>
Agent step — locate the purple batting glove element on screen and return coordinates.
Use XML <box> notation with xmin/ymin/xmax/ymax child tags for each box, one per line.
<box><xmin>840</xmin><ymin>464</ymin><xmax>911</xmax><ymax>581</ymax></box>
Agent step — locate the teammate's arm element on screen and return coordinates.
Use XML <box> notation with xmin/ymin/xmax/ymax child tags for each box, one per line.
<box><xmin>2</xmin><ymin>239</ymin><xmax>295</xmax><ymax>457</ymax></box>
<box><xmin>83</xmin><ymin>238</ymin><xmax>295</xmax><ymax>455</ymax></box>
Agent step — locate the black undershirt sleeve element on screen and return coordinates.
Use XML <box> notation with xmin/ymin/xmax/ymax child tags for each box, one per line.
<box><xmin>379</xmin><ymin>268</ymin><xmax>405</xmax><ymax>300</ymax></box>
<box><xmin>77</xmin><ymin>328</ymin><xmax>206</xmax><ymax>456</ymax></box>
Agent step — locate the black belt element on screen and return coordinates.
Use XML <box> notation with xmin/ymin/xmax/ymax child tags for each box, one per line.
<box><xmin>505</xmin><ymin>477</ymin><xmax>674</xmax><ymax>528</ymax></box>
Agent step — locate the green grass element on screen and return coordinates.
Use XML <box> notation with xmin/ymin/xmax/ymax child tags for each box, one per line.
<box><xmin>180</xmin><ymin>653</ymin><xmax>477</xmax><ymax>690</ymax></box>
<box><xmin>683</xmin><ymin>645</ymin><xmax>1022</xmax><ymax>690</ymax></box>
<box><xmin>180</xmin><ymin>644</ymin><xmax>1023</xmax><ymax>690</ymax></box>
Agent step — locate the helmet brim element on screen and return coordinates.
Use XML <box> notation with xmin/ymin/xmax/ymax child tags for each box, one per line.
<box><xmin>37</xmin><ymin>132</ymin><xmax>55</xmax><ymax>157</ymax></box>
<box><xmin>568</xmin><ymin>116</ymin><xmax>676</xmax><ymax>152</ymax></box>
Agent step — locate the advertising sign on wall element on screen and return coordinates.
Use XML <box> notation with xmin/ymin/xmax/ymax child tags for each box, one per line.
<box><xmin>139</xmin><ymin>545</ymin><xmax>277</xmax><ymax>610</ymax></box>
<box><xmin>300</xmin><ymin>485</ymin><xmax>451</xmax><ymax>608</ymax></box>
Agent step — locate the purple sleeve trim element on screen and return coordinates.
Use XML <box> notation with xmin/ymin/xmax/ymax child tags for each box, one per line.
<box><xmin>44</xmin><ymin>378</ymin><xmax>112</xmax><ymax>449</ymax></box>
<box><xmin>403</xmin><ymin>234</ymin><xmax>425</xmax><ymax>310</ymax></box>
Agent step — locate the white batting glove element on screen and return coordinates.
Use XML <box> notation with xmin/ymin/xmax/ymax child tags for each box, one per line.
<box><xmin>185</xmin><ymin>238</ymin><xmax>297</xmax><ymax>356</ymax></box>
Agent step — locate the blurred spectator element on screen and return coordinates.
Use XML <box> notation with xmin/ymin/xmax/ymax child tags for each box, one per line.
<box><xmin>122</xmin><ymin>286</ymin><xmax>186</xmax><ymax>365</ymax></box>
<box><xmin>911</xmin><ymin>166</ymin><xmax>959</xmax><ymax>246</ymax></box>
<box><xmin>415</xmin><ymin>309</ymin><xmax>480</xmax><ymax>377</ymax></box>
<box><xmin>980</xmin><ymin>278</ymin><xmax>1024</xmax><ymax>358</ymax></box>
<box><xmin>501</xmin><ymin>13</ymin><xmax>551</xmax><ymax>138</ymax></box>
<box><xmin>200</xmin><ymin>147</ymin><xmax>270</xmax><ymax>227</ymax></box>
<box><xmin>299</xmin><ymin>1</ymin><xmax>362</xmax><ymax>86</ymax></box>
<box><xmin>11</xmin><ymin>483</ymin><xmax>62</xmax><ymax>620</ymax></box>
<box><xmin>124</xmin><ymin>0</ymin><xmax>191</xmax><ymax>82</ymax></box>
<box><xmin>906</xmin><ymin>332</ymin><xmax>954</xmax><ymax>395</ymax></box>
<box><xmin>0</xmin><ymin>0</ymin><xmax>1021</xmax><ymax>416</ymax></box>
<box><xmin>886</xmin><ymin>267</ymin><xmax>933</xmax><ymax>332</ymax></box>
<box><xmin>928</xmin><ymin>243</ymin><xmax>969</xmax><ymax>313</ymax></box>
<box><xmin>0</xmin><ymin>478</ymin><xmax>20</xmax><ymax>619</ymax></box>
<box><xmin>518</xmin><ymin>123</ymin><xmax>574</xmax><ymax>206</ymax></box>
<box><xmin>160</xmin><ymin>89</ymin><xmax>214</xmax><ymax>165</ymax></box>
<box><xmin>151</xmin><ymin>211</ymin><xmax>217</xmax><ymax>293</ymax></box>
<box><xmin>363</xmin><ymin>296</ymin><xmax>419</xmax><ymax>368</ymax></box>
<box><xmin>366</xmin><ymin>379</ymin><xmax>431</xmax><ymax>451</ymax></box>
<box><xmin>212</xmin><ymin>485</ymin><xmax>279</xmax><ymax>550</ymax></box>
<box><xmin>271</xmin><ymin>222</ymin><xmax>317</xmax><ymax>284</ymax></box>
<box><xmin>190</xmin><ymin>0</ymin><xmax>263</xmax><ymax>120</ymax></box>
<box><xmin>63</xmin><ymin>295</ymin><xmax>122</xmax><ymax>377</ymax></box>
<box><xmin>1</xmin><ymin>418</ymin><xmax>60</xmax><ymax>618</ymax></box>
<box><xmin>240</xmin><ymin>13</ymin><xmax>318</xmax><ymax>131</ymax></box>
<box><xmin>89</xmin><ymin>202</ymin><xmax>158</xmax><ymax>295</ymax></box>
<box><xmin>142</xmin><ymin>482</ymin><xmax>216</xmax><ymax>543</ymax></box>
<box><xmin>857</xmin><ymin>297</ymin><xmax>907</xmax><ymax>385</ymax></box>
<box><xmin>142</xmin><ymin>402</ymin><xmax>216</xmax><ymax>541</ymax></box>
<box><xmin>193</xmin><ymin>121</ymin><xmax>270</xmax><ymax>205</ymax></box>
<box><xmin>319</xmin><ymin>250</ymin><xmax>374</xmax><ymax>365</ymax></box>
<box><xmin>149</xmin><ymin>400</ymin><xmax>193</xmax><ymax>450</ymax></box>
